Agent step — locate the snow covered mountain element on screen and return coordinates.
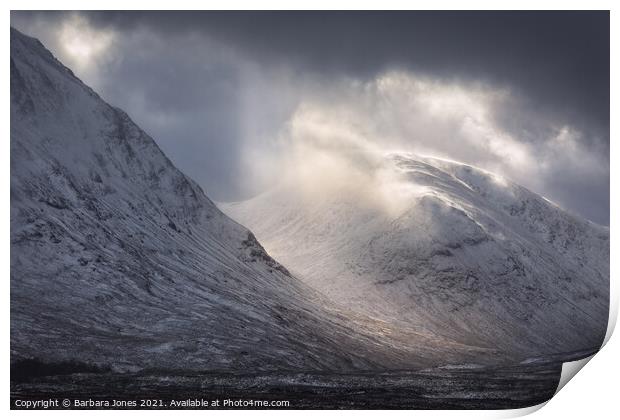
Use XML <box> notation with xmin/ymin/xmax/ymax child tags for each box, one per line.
<box><xmin>11</xmin><ymin>28</ymin><xmax>447</xmax><ymax>373</ymax></box>
<box><xmin>223</xmin><ymin>153</ymin><xmax>609</xmax><ymax>360</ymax></box>
<box><xmin>10</xmin><ymin>26</ymin><xmax>608</xmax><ymax>378</ymax></box>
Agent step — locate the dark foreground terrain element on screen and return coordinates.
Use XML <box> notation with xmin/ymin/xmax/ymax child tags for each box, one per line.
<box><xmin>11</xmin><ymin>359</ymin><xmax>566</xmax><ymax>410</ymax></box>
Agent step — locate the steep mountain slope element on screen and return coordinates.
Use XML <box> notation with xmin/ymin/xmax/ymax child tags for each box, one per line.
<box><xmin>223</xmin><ymin>153</ymin><xmax>609</xmax><ymax>359</ymax></box>
<box><xmin>10</xmin><ymin>28</ymin><xmax>447</xmax><ymax>373</ymax></box>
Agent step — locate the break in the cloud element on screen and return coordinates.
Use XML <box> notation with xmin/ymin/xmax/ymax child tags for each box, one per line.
<box><xmin>10</xmin><ymin>11</ymin><xmax>610</xmax><ymax>224</ymax></box>
<box><xmin>247</xmin><ymin>72</ymin><xmax>609</xmax><ymax>220</ymax></box>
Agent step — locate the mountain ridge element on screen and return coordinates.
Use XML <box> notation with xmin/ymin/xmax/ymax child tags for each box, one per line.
<box><xmin>11</xmin><ymin>27</ymin><xmax>442</xmax><ymax>373</ymax></box>
<box><xmin>223</xmin><ymin>151</ymin><xmax>609</xmax><ymax>359</ymax></box>
<box><xmin>11</xmin><ymin>26</ymin><xmax>608</xmax><ymax>376</ymax></box>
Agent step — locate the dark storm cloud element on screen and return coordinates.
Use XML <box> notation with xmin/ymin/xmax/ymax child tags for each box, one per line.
<box><xmin>10</xmin><ymin>11</ymin><xmax>610</xmax><ymax>224</ymax></box>
<box><xmin>63</xmin><ymin>11</ymin><xmax>611</xmax><ymax>139</ymax></box>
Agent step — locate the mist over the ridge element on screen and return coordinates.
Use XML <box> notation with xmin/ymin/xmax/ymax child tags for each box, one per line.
<box><xmin>10</xmin><ymin>11</ymin><xmax>610</xmax><ymax>224</ymax></box>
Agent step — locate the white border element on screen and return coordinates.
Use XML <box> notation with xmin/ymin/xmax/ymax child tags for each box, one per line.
<box><xmin>3</xmin><ymin>2</ymin><xmax>617</xmax><ymax>419</ymax></box>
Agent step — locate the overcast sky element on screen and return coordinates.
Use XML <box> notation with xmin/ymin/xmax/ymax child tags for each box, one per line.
<box><xmin>11</xmin><ymin>11</ymin><xmax>610</xmax><ymax>225</ymax></box>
